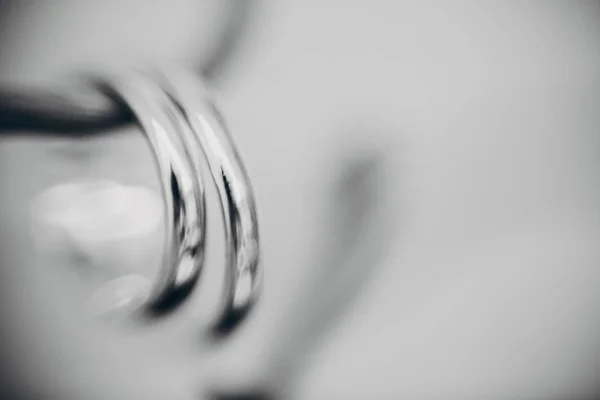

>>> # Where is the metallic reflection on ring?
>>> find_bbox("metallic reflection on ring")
[155,67,262,334]
[101,68,261,333]
[104,73,207,315]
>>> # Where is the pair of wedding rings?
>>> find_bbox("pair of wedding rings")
[93,67,262,331]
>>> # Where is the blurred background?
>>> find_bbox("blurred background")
[1,1,600,399]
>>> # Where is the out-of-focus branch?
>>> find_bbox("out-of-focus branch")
[0,0,258,135]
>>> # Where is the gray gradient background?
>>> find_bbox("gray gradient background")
[1,1,600,399]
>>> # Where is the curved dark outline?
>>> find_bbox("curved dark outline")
[0,0,258,134]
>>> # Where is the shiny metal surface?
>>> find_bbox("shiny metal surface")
[105,73,206,313]
[101,68,261,328]
[155,67,261,331]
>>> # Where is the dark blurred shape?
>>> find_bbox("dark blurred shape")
[143,278,198,319]
[210,303,253,340]
[0,83,134,134]
[202,0,259,84]
[0,0,258,135]
[211,390,275,400]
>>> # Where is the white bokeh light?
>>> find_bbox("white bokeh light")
[29,179,164,316]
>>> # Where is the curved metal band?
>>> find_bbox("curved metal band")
[104,73,206,313]
[154,67,261,330]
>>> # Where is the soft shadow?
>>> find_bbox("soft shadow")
[210,142,399,399]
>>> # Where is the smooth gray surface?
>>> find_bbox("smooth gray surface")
[1,1,600,399]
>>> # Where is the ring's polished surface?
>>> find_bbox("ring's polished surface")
[154,67,262,331]
[101,68,261,329]
[105,73,206,313]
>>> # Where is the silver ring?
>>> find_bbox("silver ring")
[103,68,261,330]
[105,72,207,313]
[154,66,262,330]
